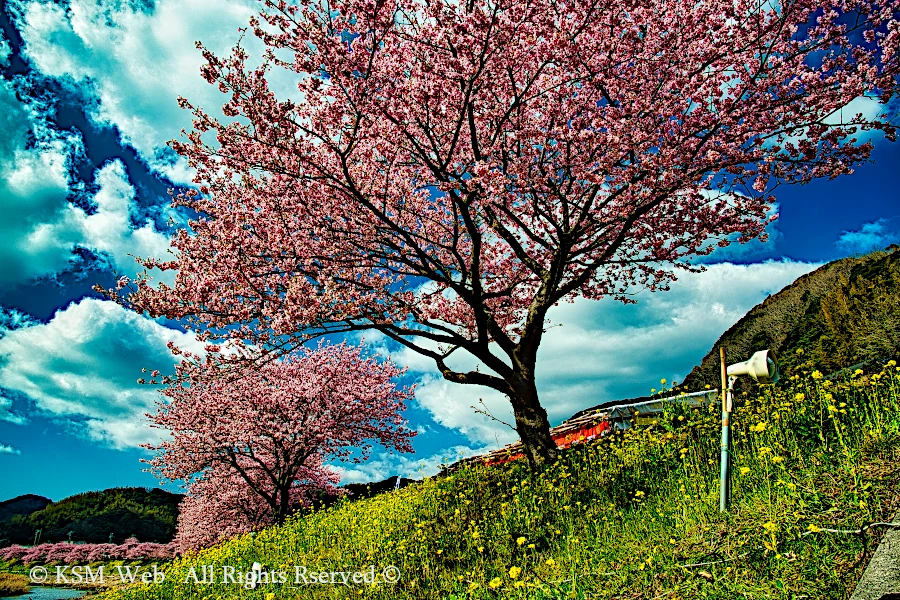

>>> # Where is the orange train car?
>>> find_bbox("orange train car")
[456,389,718,469]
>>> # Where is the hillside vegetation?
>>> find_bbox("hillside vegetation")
[0,487,182,545]
[683,246,900,389]
[102,362,900,599]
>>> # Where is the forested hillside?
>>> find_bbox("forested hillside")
[0,487,182,544]
[683,246,900,389]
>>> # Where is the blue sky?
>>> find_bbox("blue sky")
[0,0,897,503]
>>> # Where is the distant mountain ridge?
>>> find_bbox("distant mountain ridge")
[0,487,182,545]
[682,245,900,390]
[0,495,51,525]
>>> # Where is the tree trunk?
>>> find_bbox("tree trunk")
[273,486,292,525]
[508,373,558,469]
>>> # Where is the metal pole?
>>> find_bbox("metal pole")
[719,347,732,512]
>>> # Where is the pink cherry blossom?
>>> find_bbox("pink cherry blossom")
[101,0,900,467]
[146,342,414,526]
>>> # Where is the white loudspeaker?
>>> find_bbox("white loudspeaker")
[726,349,779,384]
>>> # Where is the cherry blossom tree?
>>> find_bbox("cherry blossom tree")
[0,541,176,564]
[105,0,900,467]
[147,342,414,525]
[174,461,340,550]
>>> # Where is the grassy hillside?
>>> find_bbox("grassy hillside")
[103,361,900,599]
[0,487,182,544]
[682,246,900,390]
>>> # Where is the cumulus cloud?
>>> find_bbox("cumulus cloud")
[0,78,81,284]
[824,96,887,140]
[412,379,521,448]
[333,445,490,483]
[29,159,173,277]
[697,199,781,263]
[0,298,206,449]
[395,260,819,446]
[835,219,898,255]
[0,74,172,285]
[0,31,10,66]
[0,444,21,455]
[10,0,276,183]
[0,307,39,332]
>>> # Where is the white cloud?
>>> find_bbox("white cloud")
[835,219,898,255]
[0,307,39,332]
[30,159,173,277]
[0,444,22,454]
[412,378,520,447]
[10,0,275,183]
[399,260,819,445]
[0,298,206,449]
[824,96,886,139]
[0,31,10,66]
[779,95,890,150]
[333,445,490,483]
[697,200,781,263]
[0,78,82,284]
[0,444,21,455]
[0,75,172,285]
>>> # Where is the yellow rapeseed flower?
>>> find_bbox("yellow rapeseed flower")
[740,467,751,475]
[516,536,526,546]
[807,524,821,533]
[489,577,502,589]
[508,566,522,579]
[546,558,556,566]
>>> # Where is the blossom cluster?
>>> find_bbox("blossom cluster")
[0,538,177,565]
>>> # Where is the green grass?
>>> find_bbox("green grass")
[102,360,900,599]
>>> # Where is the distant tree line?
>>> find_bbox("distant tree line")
[0,487,182,545]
